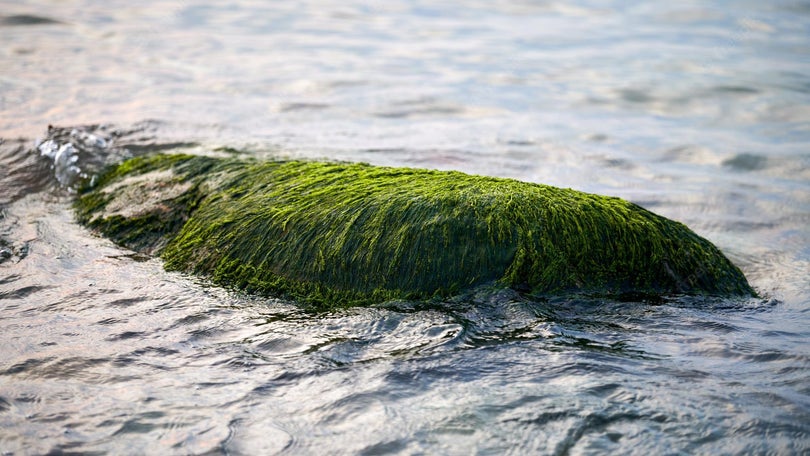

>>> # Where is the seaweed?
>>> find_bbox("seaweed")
[75,153,755,308]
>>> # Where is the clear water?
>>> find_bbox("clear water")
[1,1,809,454]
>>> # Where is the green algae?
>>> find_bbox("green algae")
[75,153,755,308]
[75,154,217,254]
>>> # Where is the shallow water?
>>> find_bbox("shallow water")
[1,1,809,454]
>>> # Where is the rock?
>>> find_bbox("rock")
[75,153,755,308]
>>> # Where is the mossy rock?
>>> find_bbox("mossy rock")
[75,153,754,308]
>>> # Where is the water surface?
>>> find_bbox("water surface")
[1,1,809,454]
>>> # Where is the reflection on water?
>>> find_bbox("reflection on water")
[1,0,809,454]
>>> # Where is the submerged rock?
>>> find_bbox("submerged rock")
[75,153,754,307]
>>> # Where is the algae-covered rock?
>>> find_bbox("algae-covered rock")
[75,153,754,307]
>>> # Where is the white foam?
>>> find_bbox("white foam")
[38,139,82,187]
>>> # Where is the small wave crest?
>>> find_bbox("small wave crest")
[35,126,117,190]
[37,138,82,187]
[28,122,196,194]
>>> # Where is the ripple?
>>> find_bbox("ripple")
[731,417,810,442]
[255,337,308,356]
[105,331,148,341]
[722,153,768,171]
[41,357,110,380]
[0,284,50,299]
[226,417,293,454]
[713,85,760,95]
[0,139,54,205]
[112,416,163,436]
[1,357,56,376]
[374,105,464,118]
[0,396,11,412]
[105,297,147,308]
[0,14,62,26]
[29,411,72,423]
[278,102,331,112]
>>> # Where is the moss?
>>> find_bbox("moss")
[75,153,755,308]
[74,154,215,254]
